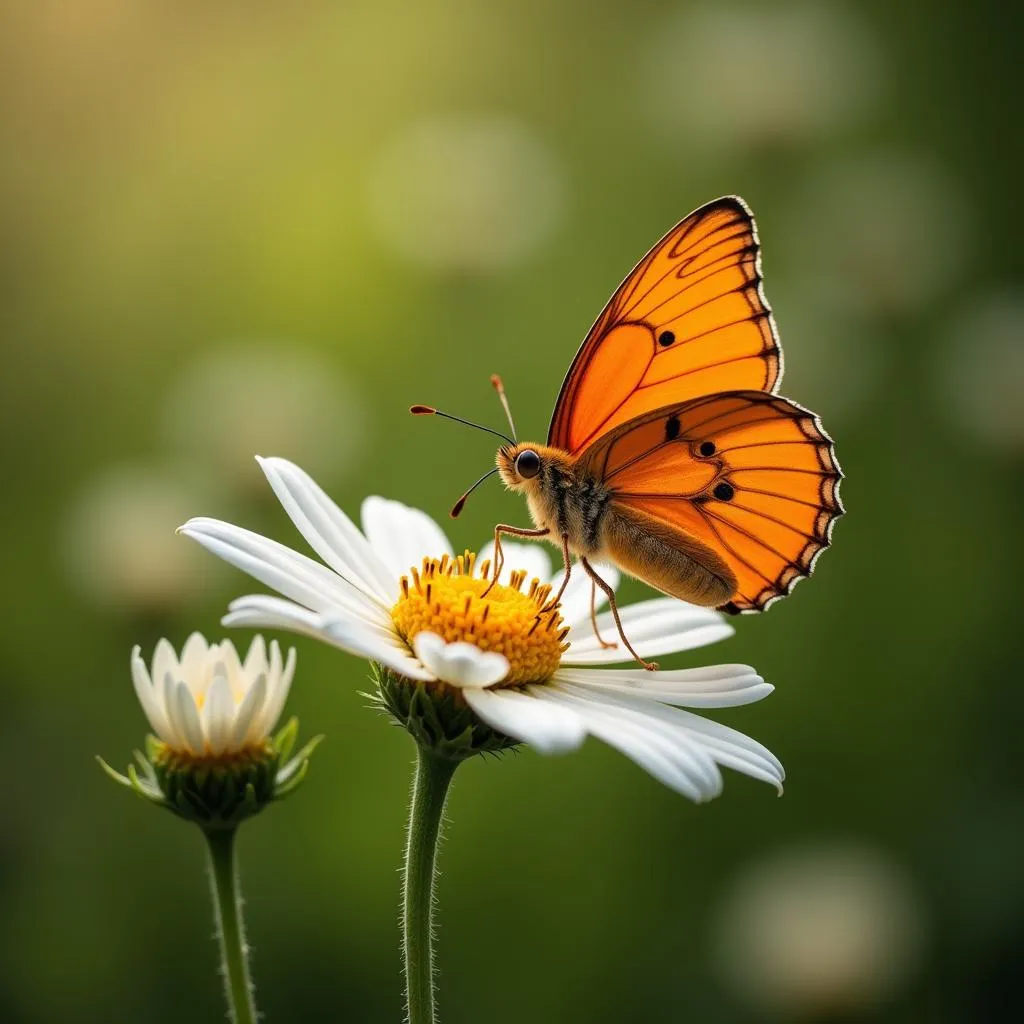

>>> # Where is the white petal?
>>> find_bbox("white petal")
[180,632,209,678]
[171,680,205,754]
[476,540,551,587]
[180,517,386,626]
[551,561,621,627]
[243,635,268,677]
[361,496,453,579]
[562,598,733,664]
[552,681,782,793]
[151,638,178,692]
[231,673,267,748]
[258,457,396,604]
[216,639,246,697]
[268,637,282,683]
[280,645,297,694]
[161,671,183,747]
[255,647,294,738]
[553,665,774,708]
[463,687,586,754]
[203,673,234,755]
[673,709,785,792]
[535,684,722,801]
[223,594,331,636]
[229,592,398,650]
[130,647,173,742]
[412,632,508,688]
[221,594,419,677]
[189,645,218,705]
[319,615,435,681]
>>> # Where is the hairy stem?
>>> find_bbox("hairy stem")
[204,828,257,1024]
[402,747,458,1024]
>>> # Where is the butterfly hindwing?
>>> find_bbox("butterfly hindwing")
[548,197,781,455]
[578,391,843,612]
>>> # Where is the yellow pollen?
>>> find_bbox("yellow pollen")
[391,550,569,687]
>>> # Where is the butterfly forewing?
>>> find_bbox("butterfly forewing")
[548,197,781,455]
[579,392,843,612]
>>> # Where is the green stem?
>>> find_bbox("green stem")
[204,828,257,1024]
[403,747,458,1024]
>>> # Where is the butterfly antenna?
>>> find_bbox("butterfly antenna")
[490,374,518,442]
[410,405,515,446]
[450,467,499,519]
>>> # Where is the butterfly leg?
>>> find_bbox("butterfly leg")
[539,533,573,614]
[589,576,618,649]
[581,557,658,671]
[482,524,550,597]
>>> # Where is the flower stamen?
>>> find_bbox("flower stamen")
[391,551,568,686]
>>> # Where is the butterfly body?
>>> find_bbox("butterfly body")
[497,439,738,607]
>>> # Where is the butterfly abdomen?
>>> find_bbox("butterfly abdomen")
[600,502,737,608]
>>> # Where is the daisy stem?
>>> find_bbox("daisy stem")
[204,827,257,1024]
[403,746,458,1024]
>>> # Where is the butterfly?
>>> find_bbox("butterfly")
[413,197,843,669]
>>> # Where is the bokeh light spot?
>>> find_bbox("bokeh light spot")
[366,115,566,273]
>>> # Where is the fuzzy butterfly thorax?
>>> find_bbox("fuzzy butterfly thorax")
[497,442,608,556]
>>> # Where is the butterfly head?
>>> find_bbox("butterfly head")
[496,442,574,491]
[496,443,541,487]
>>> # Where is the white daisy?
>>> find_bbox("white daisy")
[130,633,295,758]
[179,457,783,801]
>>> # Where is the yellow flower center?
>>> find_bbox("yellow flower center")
[391,551,568,686]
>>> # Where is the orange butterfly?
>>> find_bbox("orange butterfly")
[414,197,843,668]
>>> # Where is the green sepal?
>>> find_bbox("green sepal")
[96,755,166,807]
[273,732,324,800]
[272,717,299,763]
[96,756,134,790]
[133,749,158,786]
[144,734,163,762]
[373,664,520,762]
[277,734,324,783]
[273,758,310,800]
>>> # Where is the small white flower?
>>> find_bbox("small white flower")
[179,457,784,801]
[131,633,295,757]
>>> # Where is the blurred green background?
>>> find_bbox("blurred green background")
[2,2,1021,1022]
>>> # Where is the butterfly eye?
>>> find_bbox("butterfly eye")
[515,449,541,479]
